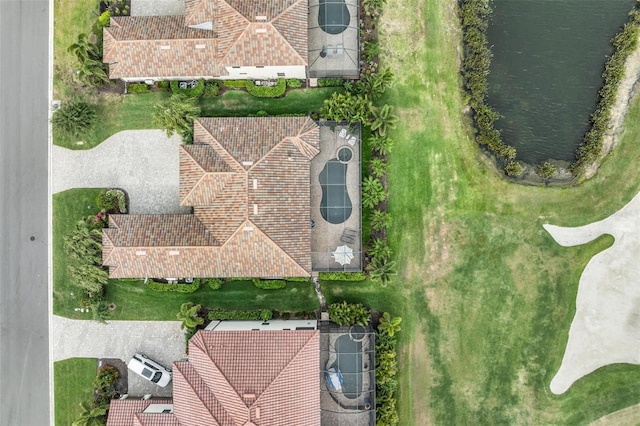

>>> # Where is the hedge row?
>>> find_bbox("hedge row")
[318,271,367,281]
[571,5,640,173]
[207,309,272,321]
[246,79,286,98]
[146,280,200,293]
[252,278,287,289]
[376,330,399,425]
[318,78,344,87]
[223,80,247,88]
[127,83,149,93]
[459,0,519,173]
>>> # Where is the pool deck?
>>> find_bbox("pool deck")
[319,324,375,425]
[311,123,362,272]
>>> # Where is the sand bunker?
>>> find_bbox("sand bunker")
[544,191,640,394]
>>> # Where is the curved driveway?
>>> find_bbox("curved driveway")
[52,130,190,214]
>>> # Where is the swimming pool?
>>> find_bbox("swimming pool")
[332,334,362,399]
[319,159,352,224]
[318,0,350,35]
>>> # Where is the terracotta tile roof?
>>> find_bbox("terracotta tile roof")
[104,16,222,79]
[103,0,307,80]
[133,414,180,426]
[106,399,173,426]
[173,330,320,426]
[102,117,320,279]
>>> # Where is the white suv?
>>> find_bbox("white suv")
[127,353,172,387]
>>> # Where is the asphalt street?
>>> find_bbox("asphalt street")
[0,0,51,425]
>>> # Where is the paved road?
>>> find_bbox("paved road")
[53,130,189,214]
[52,316,185,397]
[0,1,51,425]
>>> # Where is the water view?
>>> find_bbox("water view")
[486,0,635,164]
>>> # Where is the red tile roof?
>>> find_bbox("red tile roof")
[107,399,173,426]
[103,0,308,80]
[102,117,320,278]
[106,330,320,426]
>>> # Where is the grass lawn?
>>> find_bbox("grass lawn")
[54,358,97,426]
[355,0,640,424]
[53,188,106,319]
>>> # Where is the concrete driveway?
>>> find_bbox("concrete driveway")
[52,130,190,214]
[52,315,185,397]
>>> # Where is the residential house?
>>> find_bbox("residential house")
[102,116,320,279]
[103,0,309,81]
[106,328,321,425]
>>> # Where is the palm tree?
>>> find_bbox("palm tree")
[362,176,386,209]
[370,209,391,231]
[71,402,108,426]
[153,94,201,144]
[68,34,110,86]
[368,104,399,137]
[368,135,394,157]
[369,237,392,260]
[367,256,397,286]
[177,302,204,330]
[378,312,402,337]
[369,157,388,178]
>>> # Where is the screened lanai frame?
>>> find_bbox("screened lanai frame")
[310,121,362,272]
[319,322,376,425]
[308,0,360,78]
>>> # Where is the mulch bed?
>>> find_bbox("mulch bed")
[98,358,128,396]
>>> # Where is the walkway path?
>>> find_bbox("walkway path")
[544,190,640,394]
[52,130,189,214]
[52,315,185,397]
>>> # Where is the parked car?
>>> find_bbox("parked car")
[127,353,172,387]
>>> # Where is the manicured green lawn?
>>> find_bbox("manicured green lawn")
[53,188,106,319]
[106,279,319,320]
[54,358,97,426]
[369,0,640,424]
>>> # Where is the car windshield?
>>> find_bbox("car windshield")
[151,371,163,383]
[141,368,153,379]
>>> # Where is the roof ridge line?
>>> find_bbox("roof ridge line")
[252,330,319,406]
[173,360,225,424]
[247,136,287,172]
[266,22,307,65]
[197,120,246,173]
[216,0,251,64]
[245,219,309,277]
[297,117,318,137]
[271,0,305,23]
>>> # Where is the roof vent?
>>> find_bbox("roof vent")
[243,226,254,232]
[255,15,267,21]
[242,161,254,166]
[256,28,267,34]
[135,250,147,256]
[243,393,256,399]
[195,44,206,49]
[252,179,258,189]
[253,204,258,215]
[255,407,261,419]
[188,21,213,30]
[160,45,170,50]
[169,250,180,256]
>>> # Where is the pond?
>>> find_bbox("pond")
[486,0,635,164]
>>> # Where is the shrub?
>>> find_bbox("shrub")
[146,280,200,293]
[94,365,119,391]
[177,302,204,330]
[328,301,369,326]
[206,278,223,290]
[370,210,391,232]
[260,309,273,322]
[52,101,97,138]
[246,79,286,98]
[369,238,392,261]
[207,309,263,320]
[252,278,287,289]
[504,160,523,177]
[156,81,170,91]
[96,189,126,213]
[362,176,386,208]
[127,83,149,93]
[318,271,367,281]
[153,94,201,144]
[223,80,247,88]
[285,277,312,282]
[91,299,111,323]
[170,79,205,98]
[286,78,303,88]
[204,80,220,96]
[536,162,557,179]
[318,78,344,87]
[376,330,400,425]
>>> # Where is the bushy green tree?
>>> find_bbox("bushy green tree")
[153,94,201,144]
[177,302,204,330]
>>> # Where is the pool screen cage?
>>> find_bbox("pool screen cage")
[311,121,362,272]
[319,322,376,425]
[308,0,360,78]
